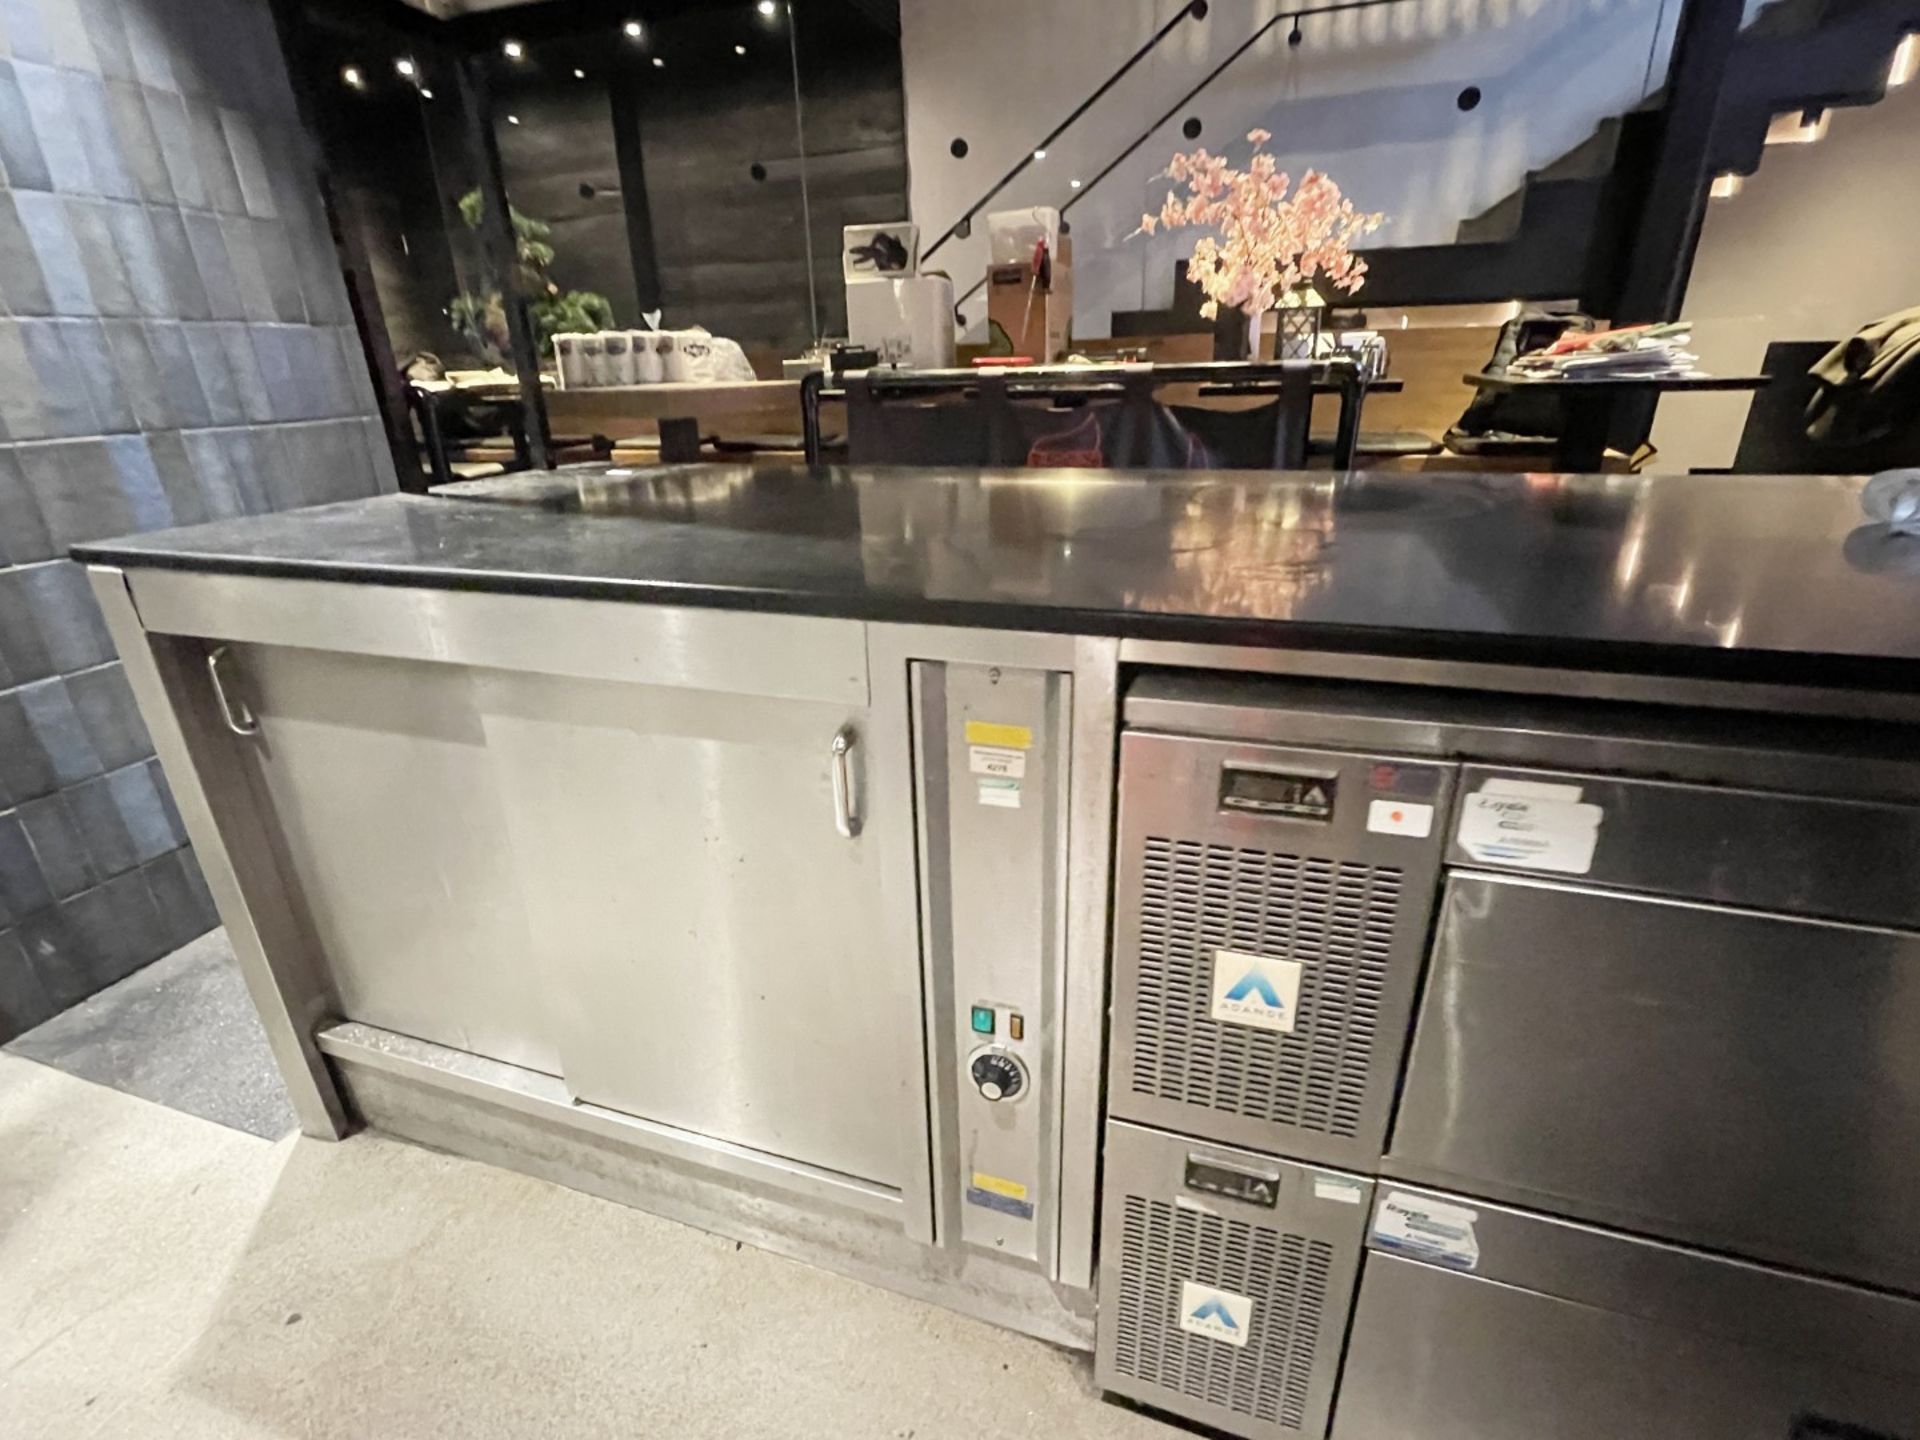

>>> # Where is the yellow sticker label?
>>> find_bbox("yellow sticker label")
[970,1171,1029,1201]
[964,721,1033,750]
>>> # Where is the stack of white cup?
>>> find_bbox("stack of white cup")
[552,330,669,389]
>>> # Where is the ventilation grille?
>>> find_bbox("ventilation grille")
[1130,837,1403,1136]
[1109,1193,1334,1430]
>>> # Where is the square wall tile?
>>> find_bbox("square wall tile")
[0,58,53,192]
[67,660,150,771]
[0,809,54,919]
[16,676,103,787]
[0,687,62,804]
[0,191,52,315]
[102,77,170,203]
[55,317,136,433]
[16,558,113,672]
[0,926,57,1042]
[14,60,97,194]
[0,446,54,564]
[17,437,132,547]
[17,790,96,899]
[142,845,218,953]
[11,189,95,314]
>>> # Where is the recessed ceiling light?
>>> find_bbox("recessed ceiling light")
[1890,33,1918,87]
[395,57,416,78]
[624,19,643,38]
[506,114,521,125]
[502,39,524,59]
[420,87,434,99]
[573,68,586,78]
[651,55,664,67]
[734,44,747,54]
[341,65,364,89]
[1069,177,1082,189]
[1032,148,1047,160]
[758,0,777,13]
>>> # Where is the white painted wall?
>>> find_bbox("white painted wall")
[1651,74,1920,471]
[899,0,1686,341]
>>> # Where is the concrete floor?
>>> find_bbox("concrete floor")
[0,1050,1169,1440]
[5,930,296,1141]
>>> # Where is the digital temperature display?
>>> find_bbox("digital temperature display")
[1219,766,1337,821]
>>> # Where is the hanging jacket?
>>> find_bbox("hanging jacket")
[1806,305,1920,446]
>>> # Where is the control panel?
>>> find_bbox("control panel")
[914,660,1069,1271]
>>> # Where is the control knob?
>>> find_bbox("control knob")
[969,1047,1028,1102]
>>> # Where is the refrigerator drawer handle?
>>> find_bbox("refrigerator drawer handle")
[831,725,861,838]
[207,645,261,738]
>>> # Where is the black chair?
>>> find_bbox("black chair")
[1719,340,1920,475]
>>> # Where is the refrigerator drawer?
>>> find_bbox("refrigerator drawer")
[1110,731,1453,1168]
[1332,1185,1920,1440]
[1097,1120,1372,1439]
[1390,872,1920,1293]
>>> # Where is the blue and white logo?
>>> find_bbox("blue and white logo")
[1211,950,1303,1034]
[1179,1281,1254,1347]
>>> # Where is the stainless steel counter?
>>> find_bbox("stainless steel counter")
[72,464,1920,1437]
[72,464,1920,687]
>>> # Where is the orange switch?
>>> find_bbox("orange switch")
[1008,1013,1024,1041]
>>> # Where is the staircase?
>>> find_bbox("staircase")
[1354,0,1920,309]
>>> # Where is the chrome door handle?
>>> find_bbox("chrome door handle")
[207,645,260,738]
[830,725,861,838]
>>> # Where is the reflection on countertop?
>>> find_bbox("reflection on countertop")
[73,464,1920,677]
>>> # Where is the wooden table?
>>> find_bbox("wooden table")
[546,381,803,461]
[1462,372,1770,472]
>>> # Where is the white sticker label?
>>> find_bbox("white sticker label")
[1210,951,1303,1033]
[1313,1177,1367,1206]
[977,777,1022,809]
[969,745,1027,779]
[1178,1281,1254,1347]
[1373,1191,1481,1271]
[1480,777,1585,803]
[1366,799,1434,838]
[1455,791,1603,874]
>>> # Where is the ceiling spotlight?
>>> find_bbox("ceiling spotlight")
[506,114,521,125]
[341,65,364,89]
[758,0,777,13]
[1032,148,1047,160]
[502,39,524,59]
[1069,177,1082,189]
[652,55,665,67]
[624,19,643,38]
[1889,33,1917,87]
[420,87,434,99]
[573,67,586,78]
[734,44,747,54]
[395,57,416,78]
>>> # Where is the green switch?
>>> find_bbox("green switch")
[970,1005,996,1036]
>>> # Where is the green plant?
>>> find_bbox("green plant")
[449,188,614,364]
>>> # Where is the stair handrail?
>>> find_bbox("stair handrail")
[921,0,1210,265]
[947,0,1420,315]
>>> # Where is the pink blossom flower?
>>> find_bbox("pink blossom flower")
[1132,137,1384,317]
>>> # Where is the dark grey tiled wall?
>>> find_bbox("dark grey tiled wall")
[0,0,395,1040]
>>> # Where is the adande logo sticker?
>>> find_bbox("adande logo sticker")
[1210,950,1303,1034]
[1178,1281,1254,1347]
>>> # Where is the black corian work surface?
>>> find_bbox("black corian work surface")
[71,465,1920,687]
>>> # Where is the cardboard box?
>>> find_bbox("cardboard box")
[986,234,1072,362]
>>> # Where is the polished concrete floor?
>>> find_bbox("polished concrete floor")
[5,929,296,1140]
[1,1028,1163,1439]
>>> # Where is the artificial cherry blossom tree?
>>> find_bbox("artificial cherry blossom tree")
[1137,129,1383,348]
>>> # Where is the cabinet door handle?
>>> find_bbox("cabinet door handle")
[831,725,861,838]
[207,645,260,738]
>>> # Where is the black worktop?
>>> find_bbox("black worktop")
[71,465,1920,686]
